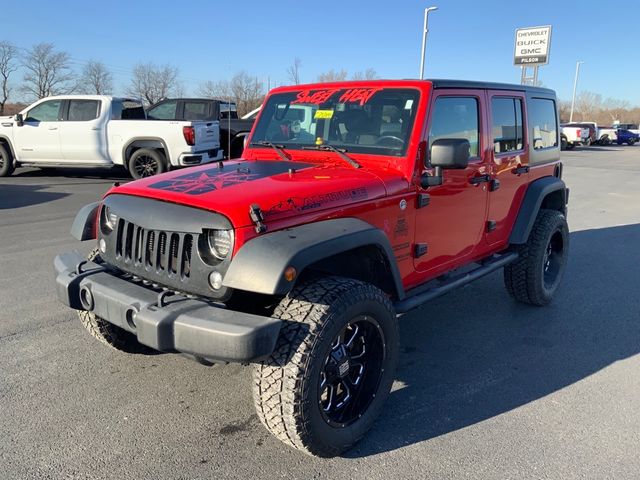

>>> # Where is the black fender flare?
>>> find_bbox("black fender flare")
[223,218,405,299]
[509,176,568,244]
[122,137,171,166]
[71,202,99,241]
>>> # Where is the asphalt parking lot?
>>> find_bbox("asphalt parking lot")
[1,146,639,480]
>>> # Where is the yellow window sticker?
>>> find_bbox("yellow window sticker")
[314,109,334,119]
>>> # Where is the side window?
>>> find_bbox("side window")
[491,97,524,153]
[184,101,208,120]
[147,100,177,120]
[428,96,479,158]
[529,98,558,150]
[25,100,62,122]
[67,100,101,121]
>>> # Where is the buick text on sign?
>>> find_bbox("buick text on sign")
[514,26,552,66]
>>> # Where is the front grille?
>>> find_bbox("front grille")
[115,219,193,281]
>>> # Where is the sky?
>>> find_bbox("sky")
[2,0,639,105]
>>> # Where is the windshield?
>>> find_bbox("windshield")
[251,87,420,156]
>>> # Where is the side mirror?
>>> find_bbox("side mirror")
[430,138,470,169]
[420,138,471,188]
[14,113,23,127]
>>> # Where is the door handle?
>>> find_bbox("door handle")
[512,165,530,175]
[48,126,58,130]
[469,174,491,185]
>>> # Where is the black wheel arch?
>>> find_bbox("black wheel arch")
[122,137,170,166]
[223,218,405,300]
[509,176,568,245]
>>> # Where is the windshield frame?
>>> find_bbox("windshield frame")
[249,86,422,159]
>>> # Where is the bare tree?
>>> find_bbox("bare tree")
[317,69,348,82]
[286,57,302,85]
[127,63,181,105]
[604,98,631,123]
[199,72,264,116]
[574,91,602,121]
[22,42,76,99]
[79,60,113,95]
[0,41,18,115]
[352,68,379,80]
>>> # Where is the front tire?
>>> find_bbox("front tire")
[253,276,399,457]
[78,250,151,353]
[0,143,15,177]
[128,148,166,179]
[504,209,569,306]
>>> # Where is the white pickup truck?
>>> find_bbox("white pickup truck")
[0,95,223,178]
[560,124,590,150]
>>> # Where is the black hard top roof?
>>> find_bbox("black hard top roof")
[427,79,555,96]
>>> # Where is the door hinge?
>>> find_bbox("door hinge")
[414,243,428,258]
[486,220,497,232]
[417,193,430,209]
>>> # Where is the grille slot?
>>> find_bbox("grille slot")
[113,220,194,283]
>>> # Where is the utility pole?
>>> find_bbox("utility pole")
[570,61,584,123]
[419,6,438,79]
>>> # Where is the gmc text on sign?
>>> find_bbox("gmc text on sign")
[513,26,552,66]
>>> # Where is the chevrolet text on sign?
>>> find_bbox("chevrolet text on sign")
[514,25,552,66]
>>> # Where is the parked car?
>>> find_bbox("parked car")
[55,79,568,457]
[560,124,590,150]
[0,95,223,178]
[595,125,616,145]
[615,128,639,145]
[147,98,254,159]
[562,122,597,144]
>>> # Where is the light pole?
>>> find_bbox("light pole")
[419,6,438,79]
[569,61,584,122]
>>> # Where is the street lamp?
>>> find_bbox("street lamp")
[419,6,438,79]
[569,61,584,122]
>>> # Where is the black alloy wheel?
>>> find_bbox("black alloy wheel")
[319,316,385,427]
[542,230,565,291]
[128,148,166,179]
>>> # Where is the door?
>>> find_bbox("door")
[486,92,529,245]
[413,92,490,275]
[13,99,63,161]
[59,99,109,163]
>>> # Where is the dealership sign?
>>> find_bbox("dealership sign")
[514,26,552,66]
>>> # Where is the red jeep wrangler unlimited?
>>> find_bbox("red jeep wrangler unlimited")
[55,80,569,457]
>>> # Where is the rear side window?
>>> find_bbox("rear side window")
[25,100,62,122]
[529,98,558,149]
[184,101,208,120]
[491,97,523,153]
[429,97,479,158]
[148,100,177,120]
[68,100,101,121]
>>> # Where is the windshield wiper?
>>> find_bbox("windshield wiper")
[302,144,361,169]
[250,140,291,161]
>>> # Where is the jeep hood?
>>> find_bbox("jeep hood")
[108,160,388,228]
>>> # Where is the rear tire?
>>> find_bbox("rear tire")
[504,209,569,306]
[566,142,575,150]
[627,138,636,146]
[78,249,152,353]
[0,143,15,177]
[560,135,567,151]
[128,148,166,179]
[252,276,399,457]
[600,135,611,146]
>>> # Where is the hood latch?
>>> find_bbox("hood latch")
[249,204,267,234]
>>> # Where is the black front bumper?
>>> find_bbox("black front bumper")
[54,251,281,363]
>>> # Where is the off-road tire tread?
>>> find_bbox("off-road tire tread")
[77,249,149,353]
[252,276,395,457]
[504,209,568,305]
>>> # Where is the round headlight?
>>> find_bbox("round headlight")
[102,205,118,231]
[207,229,233,260]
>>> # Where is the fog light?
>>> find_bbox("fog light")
[208,271,223,290]
[99,238,106,253]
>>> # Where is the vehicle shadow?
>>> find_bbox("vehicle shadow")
[12,166,130,181]
[347,223,640,458]
[0,184,69,209]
